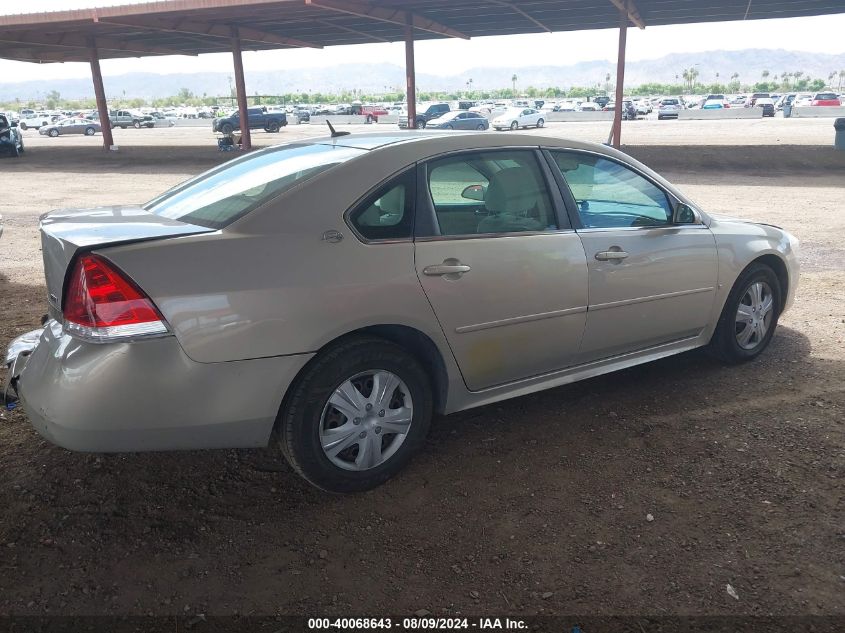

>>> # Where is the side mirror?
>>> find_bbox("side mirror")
[461,184,486,202]
[674,203,701,225]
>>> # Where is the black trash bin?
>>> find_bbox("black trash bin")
[835,118,845,151]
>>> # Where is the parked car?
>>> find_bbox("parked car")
[425,110,489,130]
[352,104,389,123]
[491,107,544,130]
[109,110,153,129]
[18,113,51,130]
[755,98,776,117]
[39,118,102,137]
[3,132,799,493]
[657,98,682,119]
[810,92,842,106]
[291,108,311,124]
[398,103,450,129]
[745,93,770,107]
[701,98,729,109]
[212,107,287,135]
[0,113,23,157]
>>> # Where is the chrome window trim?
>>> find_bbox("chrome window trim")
[576,224,710,234]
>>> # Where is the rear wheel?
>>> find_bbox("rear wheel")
[267,121,281,133]
[220,123,233,135]
[476,124,485,130]
[709,263,781,363]
[48,128,59,137]
[133,120,141,129]
[444,124,453,130]
[366,115,374,124]
[415,120,426,129]
[537,118,545,128]
[278,336,433,493]
[84,127,95,136]
[510,121,518,130]
[19,123,27,131]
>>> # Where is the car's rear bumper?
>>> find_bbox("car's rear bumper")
[7,320,313,452]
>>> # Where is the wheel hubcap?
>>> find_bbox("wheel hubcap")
[319,370,413,471]
[735,281,774,350]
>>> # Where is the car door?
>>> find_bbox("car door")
[547,149,718,362]
[414,149,588,391]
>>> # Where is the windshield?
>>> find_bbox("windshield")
[144,143,366,229]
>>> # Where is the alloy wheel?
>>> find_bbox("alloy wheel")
[735,281,774,350]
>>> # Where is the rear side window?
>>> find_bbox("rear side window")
[347,170,415,242]
[145,143,366,229]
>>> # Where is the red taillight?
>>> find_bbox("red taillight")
[63,253,168,340]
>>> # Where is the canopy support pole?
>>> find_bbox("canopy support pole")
[88,39,114,150]
[230,26,252,151]
[404,11,417,129]
[611,5,628,148]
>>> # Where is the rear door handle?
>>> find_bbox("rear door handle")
[423,264,472,276]
[595,250,629,261]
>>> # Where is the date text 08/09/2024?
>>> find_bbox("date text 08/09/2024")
[307,617,532,630]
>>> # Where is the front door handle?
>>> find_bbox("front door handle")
[595,250,629,261]
[423,264,472,276]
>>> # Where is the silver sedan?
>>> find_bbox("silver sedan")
[4,132,799,492]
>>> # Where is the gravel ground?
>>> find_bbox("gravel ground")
[0,121,843,620]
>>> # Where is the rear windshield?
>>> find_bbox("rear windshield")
[144,143,365,229]
[815,93,837,100]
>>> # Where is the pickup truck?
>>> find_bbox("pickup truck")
[398,103,450,129]
[212,107,287,135]
[109,110,154,129]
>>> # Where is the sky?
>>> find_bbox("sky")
[1,1,844,82]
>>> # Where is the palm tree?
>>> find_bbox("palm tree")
[780,71,789,88]
[731,72,739,90]
[761,69,770,82]
[511,73,518,96]
[839,70,845,91]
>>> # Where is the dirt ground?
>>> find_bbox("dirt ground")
[0,121,843,620]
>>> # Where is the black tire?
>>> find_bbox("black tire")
[120,125,127,129]
[415,119,426,129]
[510,121,518,130]
[476,124,485,130]
[366,115,374,124]
[18,138,24,154]
[19,123,27,131]
[709,262,782,364]
[220,123,233,135]
[444,124,453,130]
[133,120,141,129]
[278,336,434,493]
[537,118,545,128]
[267,121,281,133]
[11,141,19,157]
[48,128,59,137]
[85,127,96,136]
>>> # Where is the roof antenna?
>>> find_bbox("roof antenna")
[326,120,350,138]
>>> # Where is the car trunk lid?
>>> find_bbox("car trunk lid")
[40,205,215,314]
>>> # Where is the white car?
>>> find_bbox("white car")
[492,107,544,130]
[18,113,51,130]
[578,103,600,112]
[658,98,683,120]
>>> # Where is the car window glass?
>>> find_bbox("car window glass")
[145,143,366,229]
[427,151,557,237]
[551,152,673,229]
[348,172,414,241]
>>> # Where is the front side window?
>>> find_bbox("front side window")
[551,151,673,229]
[145,143,366,229]
[426,151,557,237]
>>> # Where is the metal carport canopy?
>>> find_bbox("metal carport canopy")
[1,0,843,148]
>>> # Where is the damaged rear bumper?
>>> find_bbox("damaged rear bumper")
[3,327,44,408]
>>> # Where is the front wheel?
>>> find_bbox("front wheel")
[48,129,59,137]
[476,124,485,130]
[267,121,280,133]
[510,121,518,130]
[84,127,95,136]
[19,123,27,131]
[220,123,233,135]
[133,120,141,129]
[709,263,781,363]
[278,336,433,493]
[537,118,545,128]
[415,120,426,129]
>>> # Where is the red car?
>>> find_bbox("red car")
[811,92,841,106]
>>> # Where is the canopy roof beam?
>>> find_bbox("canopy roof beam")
[608,0,645,29]
[305,0,469,39]
[99,16,322,49]
[489,0,551,33]
[0,32,192,57]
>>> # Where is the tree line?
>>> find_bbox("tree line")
[3,70,842,112]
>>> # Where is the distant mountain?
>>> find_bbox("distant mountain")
[2,49,844,100]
